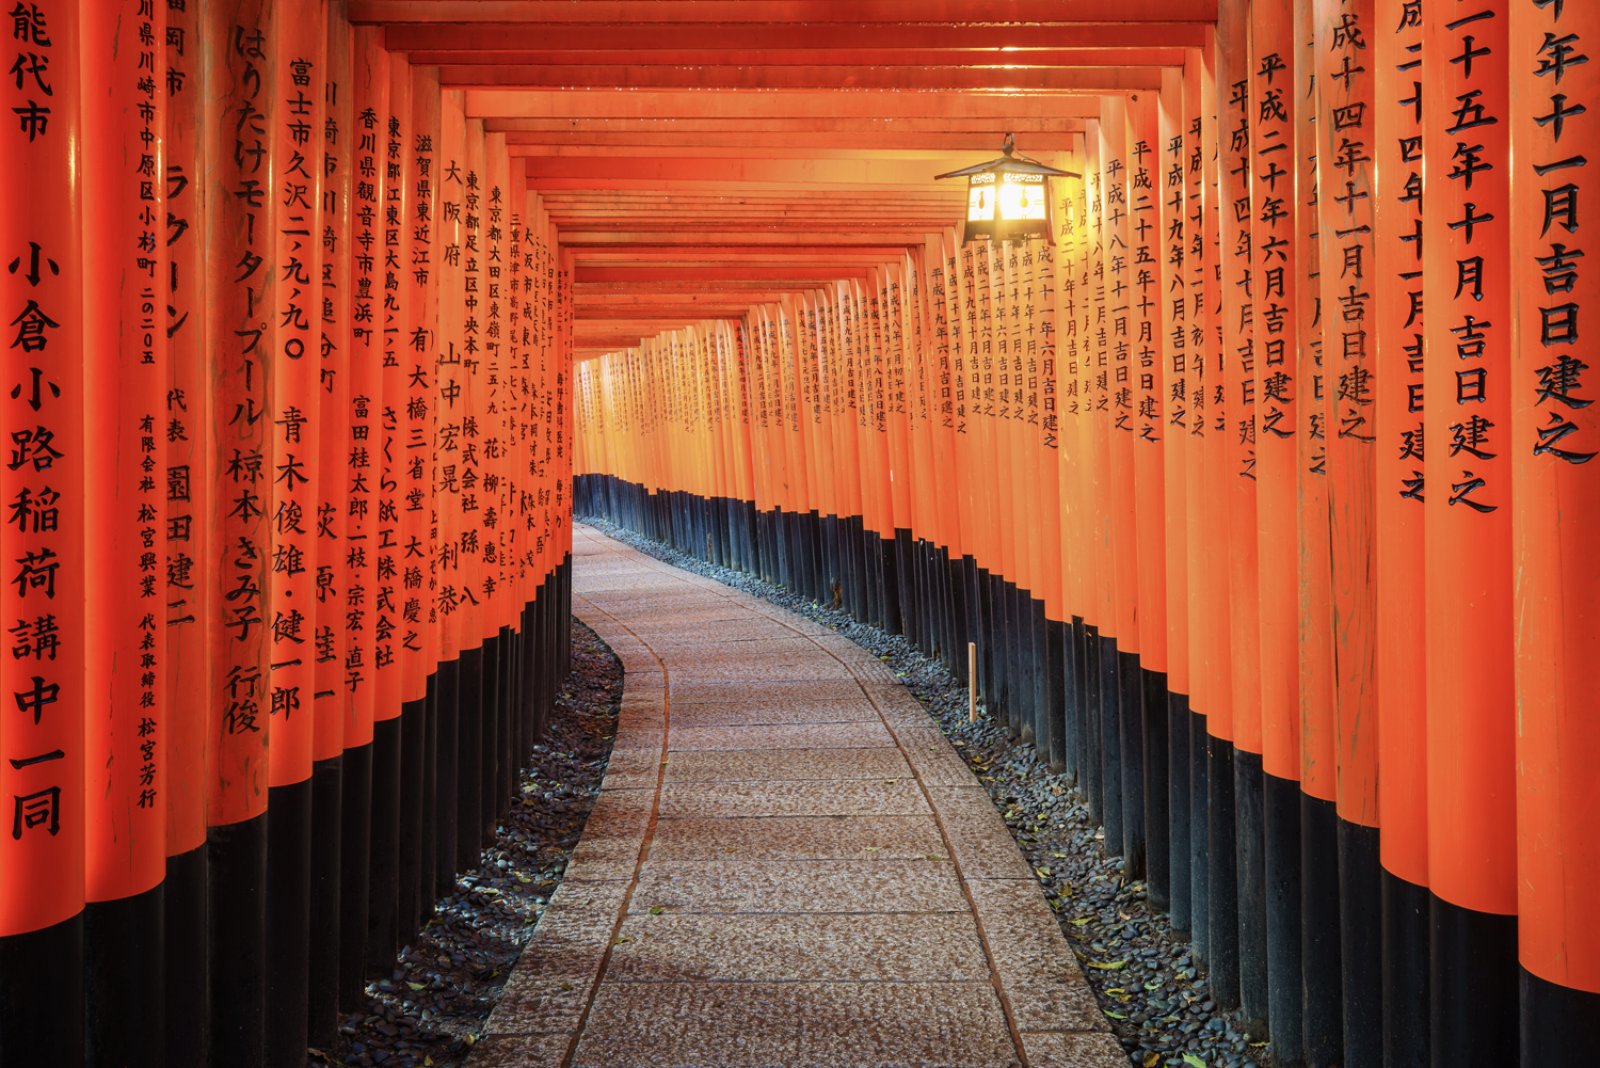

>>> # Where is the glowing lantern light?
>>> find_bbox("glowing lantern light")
[936,133,1078,244]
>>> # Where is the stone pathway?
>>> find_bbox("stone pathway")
[470,526,1125,1068]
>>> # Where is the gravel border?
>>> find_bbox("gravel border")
[580,516,1267,1068]
[309,617,623,1068]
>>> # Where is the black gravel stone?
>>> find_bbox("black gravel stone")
[584,517,1268,1068]
[308,618,622,1068]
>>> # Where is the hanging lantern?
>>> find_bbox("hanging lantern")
[936,133,1078,244]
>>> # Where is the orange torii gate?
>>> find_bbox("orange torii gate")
[3,1,1598,1066]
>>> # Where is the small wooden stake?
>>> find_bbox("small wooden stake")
[968,642,978,723]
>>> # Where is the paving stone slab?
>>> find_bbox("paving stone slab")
[926,787,1037,881]
[668,697,881,727]
[569,981,1020,1068]
[966,878,1107,1033]
[642,635,818,656]
[630,859,967,915]
[662,747,911,783]
[604,912,991,983]
[597,746,662,791]
[1019,1031,1131,1068]
[664,678,871,703]
[647,815,948,861]
[666,721,894,752]
[609,726,665,753]
[656,779,930,819]
[467,1034,574,1068]
[673,660,859,683]
[563,789,654,881]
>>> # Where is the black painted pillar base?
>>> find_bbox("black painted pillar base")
[1429,896,1517,1067]
[1264,770,1305,1065]
[1521,968,1600,1066]
[457,645,485,872]
[397,693,428,946]
[165,842,209,1068]
[1082,624,1103,824]
[264,777,312,1068]
[0,912,85,1068]
[1302,794,1344,1068]
[434,658,460,899]
[1381,869,1429,1068]
[338,742,373,1011]
[365,716,402,973]
[1338,820,1382,1068]
[308,755,344,1050]
[1234,749,1267,1037]
[1043,617,1066,772]
[1141,667,1169,910]
[209,810,267,1068]
[1207,737,1240,1008]
[1190,716,1210,966]
[85,884,165,1068]
[1098,634,1123,854]
[1166,691,1190,936]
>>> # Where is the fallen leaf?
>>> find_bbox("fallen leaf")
[1181,1056,1207,1068]
[1087,959,1128,971]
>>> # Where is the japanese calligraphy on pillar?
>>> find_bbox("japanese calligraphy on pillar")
[1509,0,1599,1005]
[406,74,438,682]
[269,2,325,785]
[2,0,84,931]
[1513,0,1592,468]
[82,0,170,902]
[374,62,410,713]
[163,0,209,860]
[1315,0,1379,824]
[344,31,385,727]
[1422,0,1517,918]
[207,0,272,825]
[315,8,351,759]
[1372,0,1430,897]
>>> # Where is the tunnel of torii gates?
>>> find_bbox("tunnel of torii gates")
[0,0,1595,1066]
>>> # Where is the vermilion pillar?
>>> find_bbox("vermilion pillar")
[1312,1,1381,1063]
[1095,104,1130,861]
[1509,0,1600,1060]
[265,2,327,1061]
[399,63,439,939]
[436,86,470,875]
[339,25,386,1009]
[0,2,86,1063]
[1211,0,1251,1010]
[366,48,411,972]
[162,1,212,1060]
[1246,0,1294,1039]
[1157,64,1192,932]
[204,3,274,1063]
[1371,2,1430,1062]
[1128,90,1169,906]
[1186,45,1218,960]
[420,67,449,913]
[1422,0,1519,1061]
[80,0,171,1058]
[308,3,352,1046]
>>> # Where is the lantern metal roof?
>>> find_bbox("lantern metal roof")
[933,134,1080,182]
